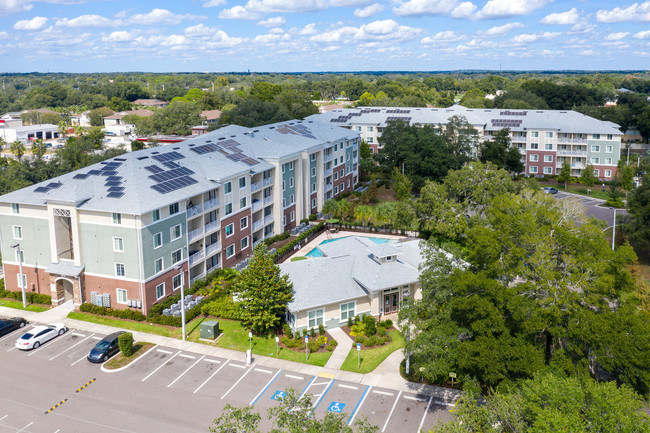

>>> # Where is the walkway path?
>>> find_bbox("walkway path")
[324,326,353,369]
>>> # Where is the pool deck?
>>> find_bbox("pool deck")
[284,229,409,262]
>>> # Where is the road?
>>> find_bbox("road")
[553,191,626,227]
[0,323,452,433]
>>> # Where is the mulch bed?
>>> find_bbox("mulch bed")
[278,331,337,354]
[340,325,395,349]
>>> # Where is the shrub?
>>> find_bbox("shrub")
[329,339,338,347]
[282,336,301,349]
[354,315,360,325]
[363,315,377,336]
[382,319,393,328]
[300,218,309,224]
[294,331,301,340]
[200,296,242,320]
[347,317,353,328]
[0,288,52,305]
[308,339,320,353]
[302,328,308,337]
[118,332,133,357]
[605,199,625,208]
[365,336,377,347]
[326,344,335,352]
[318,324,325,335]
[377,326,387,337]
[79,303,147,321]
[309,214,317,221]
[317,335,327,346]
[350,322,365,337]
[283,323,292,337]
[310,327,317,338]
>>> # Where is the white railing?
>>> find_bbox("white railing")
[190,273,205,285]
[206,241,221,256]
[204,198,218,211]
[188,226,204,242]
[253,219,263,232]
[186,204,202,218]
[324,153,333,161]
[205,220,219,234]
[206,263,221,274]
[252,200,262,212]
[263,196,273,206]
[557,137,588,144]
[325,183,333,191]
[189,249,205,266]
[571,163,585,169]
[250,181,262,192]
[511,135,526,141]
[253,238,263,248]
[325,168,332,176]
[264,215,274,225]
[263,177,273,187]
[572,151,587,156]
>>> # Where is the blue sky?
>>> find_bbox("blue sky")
[1,0,649,72]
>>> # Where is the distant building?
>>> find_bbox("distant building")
[309,105,623,181]
[0,123,59,145]
[104,109,154,126]
[201,110,221,124]
[133,99,168,108]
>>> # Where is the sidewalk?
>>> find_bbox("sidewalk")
[324,326,353,369]
[0,303,462,405]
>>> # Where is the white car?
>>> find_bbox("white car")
[15,323,67,350]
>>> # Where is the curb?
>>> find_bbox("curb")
[101,343,158,373]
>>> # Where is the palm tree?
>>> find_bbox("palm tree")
[354,205,374,227]
[322,199,339,220]
[32,139,47,160]
[337,200,352,225]
[374,202,396,227]
[10,140,25,162]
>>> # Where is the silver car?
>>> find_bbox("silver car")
[15,323,67,350]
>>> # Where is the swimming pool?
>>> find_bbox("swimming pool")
[305,236,394,258]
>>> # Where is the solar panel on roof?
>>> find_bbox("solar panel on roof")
[105,181,121,186]
[101,171,117,176]
[107,192,124,198]
[107,186,124,192]
[34,186,49,193]
[47,182,62,189]
[144,165,163,173]
[106,176,122,182]
[151,184,167,194]
[73,174,89,180]
[114,158,127,161]
[88,170,101,175]
[163,161,180,169]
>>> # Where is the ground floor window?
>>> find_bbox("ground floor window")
[173,274,182,291]
[116,288,127,304]
[308,308,324,329]
[156,283,165,300]
[340,302,355,322]
[226,244,235,258]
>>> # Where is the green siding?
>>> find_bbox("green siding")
[0,215,51,266]
[79,223,140,278]
[345,146,354,174]
[282,162,295,206]
[141,213,186,279]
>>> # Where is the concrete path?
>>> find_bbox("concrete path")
[324,326,353,369]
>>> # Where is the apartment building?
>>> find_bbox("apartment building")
[0,119,359,313]
[308,105,622,180]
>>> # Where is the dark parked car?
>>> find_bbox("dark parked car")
[87,331,125,363]
[543,187,559,194]
[0,317,27,336]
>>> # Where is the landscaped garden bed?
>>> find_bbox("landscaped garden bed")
[342,315,395,348]
[279,323,338,354]
[104,341,155,369]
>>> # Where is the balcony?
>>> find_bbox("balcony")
[189,249,205,266]
[263,177,273,187]
[204,198,218,211]
[188,226,204,243]
[250,181,262,192]
[264,214,274,225]
[264,196,273,206]
[186,204,202,219]
[253,219,264,232]
[205,220,219,234]
[571,162,585,169]
[190,273,205,285]
[206,241,221,256]
[324,153,333,162]
[557,137,588,144]
[325,183,333,191]
[512,135,526,142]
[325,168,332,176]
[252,200,263,212]
[206,263,221,274]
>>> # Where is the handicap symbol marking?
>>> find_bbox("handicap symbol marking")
[327,402,345,413]
[271,391,287,401]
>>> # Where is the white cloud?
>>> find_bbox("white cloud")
[568,21,596,34]
[0,31,10,39]
[354,3,384,18]
[477,22,523,36]
[258,16,286,26]
[13,16,47,30]
[184,23,216,36]
[393,0,460,17]
[102,30,132,42]
[579,49,596,55]
[605,32,629,41]
[421,30,465,44]
[330,0,373,6]
[296,23,317,34]
[56,14,115,27]
[596,2,650,23]
[454,38,496,51]
[0,0,33,16]
[540,8,579,25]
[311,19,423,43]
[511,31,561,43]
[253,33,291,44]
[450,1,476,18]
[241,0,327,14]
[477,0,549,19]
[129,9,204,26]
[203,0,226,6]
[634,30,650,39]
[219,5,262,19]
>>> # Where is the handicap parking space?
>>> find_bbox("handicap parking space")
[251,371,314,410]
[297,372,335,410]
[141,350,202,387]
[312,380,369,421]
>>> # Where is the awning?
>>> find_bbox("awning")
[46,262,85,278]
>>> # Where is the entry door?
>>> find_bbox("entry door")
[384,294,391,314]
[384,293,399,314]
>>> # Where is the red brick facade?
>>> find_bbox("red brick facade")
[526,151,556,176]
[221,208,253,269]
[283,204,296,232]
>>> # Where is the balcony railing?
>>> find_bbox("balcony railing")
[204,198,218,211]
[253,219,263,232]
[263,177,273,187]
[325,183,333,191]
[324,153,333,162]
[188,226,204,243]
[325,168,332,176]
[263,196,273,206]
[264,215,274,225]
[204,220,219,234]
[190,273,205,285]
[206,263,221,274]
[571,163,586,169]
[189,249,205,266]
[206,241,221,256]
[511,135,527,142]
[252,200,263,212]
[186,204,203,219]
[250,181,262,192]
[557,137,588,144]
[558,150,587,156]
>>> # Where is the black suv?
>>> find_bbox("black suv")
[87,331,125,363]
[0,317,27,336]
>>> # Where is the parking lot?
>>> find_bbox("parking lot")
[0,323,452,432]
[554,191,626,226]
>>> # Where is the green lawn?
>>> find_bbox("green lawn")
[0,299,49,312]
[68,312,206,339]
[539,182,613,201]
[340,329,405,373]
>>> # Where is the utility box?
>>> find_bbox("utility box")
[200,320,220,340]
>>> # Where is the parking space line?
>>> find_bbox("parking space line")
[27,331,69,357]
[221,365,256,399]
[338,384,357,390]
[229,363,247,369]
[71,355,87,366]
[286,374,303,380]
[49,333,95,361]
[417,396,433,433]
[71,332,86,337]
[16,422,33,432]
[194,359,230,394]
[373,390,393,396]
[167,354,205,388]
[348,385,371,426]
[156,349,172,354]
[0,414,6,421]
[91,336,102,340]
[254,368,272,374]
[178,353,195,359]
[311,379,334,411]
[382,390,402,432]
[142,350,181,382]
[297,376,316,401]
[311,381,330,386]
[404,396,426,402]
[250,369,283,406]
[204,358,221,364]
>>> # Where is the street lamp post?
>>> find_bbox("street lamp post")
[173,264,186,341]
[611,207,617,251]
[248,331,252,352]
[10,244,27,308]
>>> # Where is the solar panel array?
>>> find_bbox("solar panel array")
[499,111,527,116]
[189,137,259,167]
[276,123,316,139]
[72,160,125,198]
[33,181,63,194]
[386,109,411,114]
[360,108,381,113]
[386,116,412,123]
[491,119,523,128]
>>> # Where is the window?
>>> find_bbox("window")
[334,186,339,194]
[311,167,316,177]
[241,236,249,250]
[17,273,26,289]
[240,197,247,208]
[367,137,374,143]
[544,155,553,162]
[311,183,316,193]
[530,143,539,149]
[282,180,285,191]
[605,169,612,177]
[115,263,125,277]
[544,143,553,150]
[366,126,374,132]
[607,134,613,140]
[334,158,338,165]
[154,257,163,274]
[355,126,361,131]
[239,177,246,189]
[310,153,316,161]
[340,302,355,322]
[112,213,122,224]
[12,225,22,240]
[153,232,163,249]
[529,166,538,173]
[593,134,600,140]
[531,131,539,138]
[282,198,286,208]
[529,154,539,162]
[152,209,160,222]
[171,249,182,264]
[591,157,600,164]
[606,145,613,153]
[225,223,234,237]
[173,274,182,291]
[156,283,165,300]
[340,169,344,177]
[544,167,553,174]
[116,289,127,304]
[347,179,351,188]
[334,172,338,181]
[283,215,287,226]
[15,249,24,263]
[289,161,294,170]
[605,157,613,164]
[290,211,295,222]
[311,198,316,208]
[290,177,294,188]
[113,237,124,252]
[11,203,19,214]
[545,132,553,138]
[171,224,181,241]
[591,145,600,152]
[308,309,324,328]
[169,203,179,215]
[225,203,233,215]
[290,194,294,204]
[226,244,235,258]
[594,169,600,176]
[224,182,232,194]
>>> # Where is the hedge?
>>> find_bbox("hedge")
[0,288,52,305]
[79,303,147,321]
[200,296,243,320]
[118,332,134,357]
[273,222,325,259]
